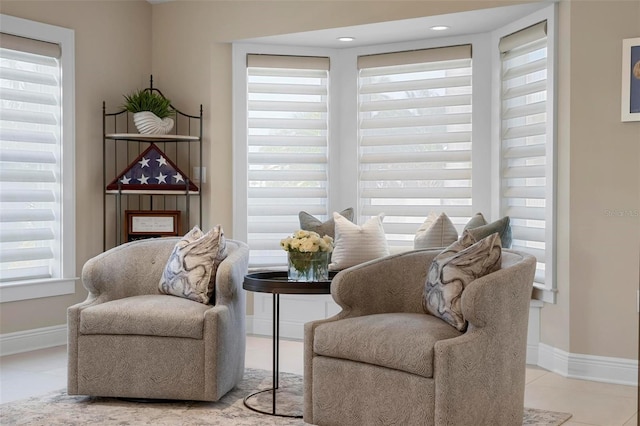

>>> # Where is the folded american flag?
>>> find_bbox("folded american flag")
[106,144,198,193]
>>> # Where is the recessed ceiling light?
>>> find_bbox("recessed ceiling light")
[430,25,450,31]
[337,37,355,42]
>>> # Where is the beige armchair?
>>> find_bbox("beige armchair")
[67,237,249,401]
[304,248,536,426]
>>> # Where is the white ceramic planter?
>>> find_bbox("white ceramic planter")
[133,111,174,135]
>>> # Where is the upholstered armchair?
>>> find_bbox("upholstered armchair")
[67,237,249,401]
[304,248,536,426]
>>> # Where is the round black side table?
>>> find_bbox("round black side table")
[242,271,334,418]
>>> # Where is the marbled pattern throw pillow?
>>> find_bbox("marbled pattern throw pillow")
[329,213,389,271]
[423,232,502,331]
[464,213,512,248]
[159,225,228,304]
[414,212,459,249]
[299,208,354,239]
[437,229,477,260]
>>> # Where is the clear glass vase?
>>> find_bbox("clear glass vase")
[287,251,330,282]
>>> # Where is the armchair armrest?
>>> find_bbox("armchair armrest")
[432,250,536,425]
[215,240,250,306]
[202,240,249,399]
[80,238,177,303]
[461,250,536,331]
[330,248,440,317]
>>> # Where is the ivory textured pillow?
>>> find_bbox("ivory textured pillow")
[159,225,228,304]
[329,213,389,271]
[414,212,459,249]
[422,232,502,331]
[299,207,354,238]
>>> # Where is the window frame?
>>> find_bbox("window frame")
[356,44,476,246]
[232,44,341,268]
[244,53,331,268]
[233,4,557,301]
[491,4,557,303]
[0,14,76,302]
[234,35,492,264]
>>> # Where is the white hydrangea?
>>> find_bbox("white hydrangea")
[280,229,334,253]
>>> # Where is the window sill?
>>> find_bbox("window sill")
[0,278,77,303]
[533,285,556,304]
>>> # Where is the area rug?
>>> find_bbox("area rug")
[1,368,572,425]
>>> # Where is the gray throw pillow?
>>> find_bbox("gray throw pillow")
[159,225,228,304]
[464,212,487,230]
[299,208,354,239]
[465,213,512,248]
[423,232,502,331]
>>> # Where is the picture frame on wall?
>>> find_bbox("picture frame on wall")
[125,210,181,242]
[621,37,640,122]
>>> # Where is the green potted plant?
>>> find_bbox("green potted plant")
[123,89,175,135]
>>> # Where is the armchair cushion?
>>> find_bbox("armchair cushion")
[79,294,210,339]
[423,232,502,331]
[159,225,228,304]
[313,313,461,378]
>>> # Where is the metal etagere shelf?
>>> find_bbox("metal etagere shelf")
[103,76,203,250]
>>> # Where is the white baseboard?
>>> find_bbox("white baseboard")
[527,343,539,365]
[6,322,636,388]
[538,343,638,386]
[526,300,543,365]
[0,324,67,357]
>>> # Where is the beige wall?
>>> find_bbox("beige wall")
[1,0,639,362]
[0,0,152,334]
[541,0,640,360]
[567,0,639,358]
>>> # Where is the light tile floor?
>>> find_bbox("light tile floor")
[1,336,637,426]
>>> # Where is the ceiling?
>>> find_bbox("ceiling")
[237,2,549,49]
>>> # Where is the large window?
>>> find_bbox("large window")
[498,20,555,301]
[0,15,75,302]
[358,45,473,248]
[245,54,329,267]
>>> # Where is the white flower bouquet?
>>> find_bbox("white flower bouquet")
[280,230,333,281]
[280,229,334,254]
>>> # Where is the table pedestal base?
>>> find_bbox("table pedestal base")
[243,388,303,419]
[243,293,303,419]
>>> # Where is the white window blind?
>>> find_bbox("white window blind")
[246,54,330,267]
[499,21,553,292]
[358,45,473,247]
[0,34,62,284]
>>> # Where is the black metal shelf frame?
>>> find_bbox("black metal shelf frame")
[102,76,203,250]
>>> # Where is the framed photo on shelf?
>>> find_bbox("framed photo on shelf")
[125,210,181,242]
[621,37,640,122]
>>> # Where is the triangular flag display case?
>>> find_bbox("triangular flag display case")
[103,76,203,249]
